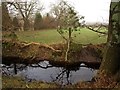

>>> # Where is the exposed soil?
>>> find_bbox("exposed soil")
[2,39,105,68]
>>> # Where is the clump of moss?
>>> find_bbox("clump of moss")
[3,31,18,41]
[70,43,82,52]
[2,41,14,49]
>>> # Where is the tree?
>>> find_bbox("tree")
[8,0,43,30]
[51,0,84,61]
[2,2,13,31]
[99,1,120,80]
[34,12,43,30]
[42,13,57,29]
[12,17,20,31]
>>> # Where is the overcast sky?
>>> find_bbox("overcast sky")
[40,0,111,23]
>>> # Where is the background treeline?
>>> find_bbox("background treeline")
[34,13,58,30]
[2,2,58,31]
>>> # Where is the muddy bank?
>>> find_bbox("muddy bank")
[2,39,61,64]
[2,39,105,68]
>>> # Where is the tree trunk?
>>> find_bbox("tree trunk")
[2,2,13,31]
[100,2,120,77]
[23,18,30,31]
[65,28,72,61]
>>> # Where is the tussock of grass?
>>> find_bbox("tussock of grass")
[74,75,120,88]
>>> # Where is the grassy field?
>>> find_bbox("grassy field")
[8,28,107,44]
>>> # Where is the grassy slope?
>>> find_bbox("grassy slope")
[16,29,62,44]
[16,28,107,44]
[72,28,107,44]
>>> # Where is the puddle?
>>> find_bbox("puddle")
[2,61,98,85]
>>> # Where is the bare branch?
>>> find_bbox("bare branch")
[86,25,108,35]
[15,2,25,18]
[57,29,68,41]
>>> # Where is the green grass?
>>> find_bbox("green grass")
[16,29,63,44]
[72,28,107,44]
[14,28,107,44]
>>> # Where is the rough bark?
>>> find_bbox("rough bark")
[100,2,120,77]
[23,18,30,31]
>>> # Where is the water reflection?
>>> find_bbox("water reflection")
[2,61,97,85]
[51,68,72,85]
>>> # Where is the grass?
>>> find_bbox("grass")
[2,75,120,88]
[72,28,107,44]
[16,29,63,44]
[4,28,107,44]
[2,76,58,88]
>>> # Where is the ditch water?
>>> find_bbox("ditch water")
[2,61,98,85]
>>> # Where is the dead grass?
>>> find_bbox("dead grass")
[74,74,120,88]
[2,75,120,88]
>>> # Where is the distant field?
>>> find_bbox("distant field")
[11,28,107,44]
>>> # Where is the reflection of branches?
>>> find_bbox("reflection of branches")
[66,70,72,85]
[16,64,27,71]
[2,64,27,75]
[53,69,66,81]
[51,68,72,85]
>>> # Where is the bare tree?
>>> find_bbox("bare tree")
[8,0,43,30]
[86,24,108,35]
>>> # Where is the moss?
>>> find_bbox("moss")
[70,43,82,52]
[100,44,120,75]
[3,32,18,41]
[2,41,15,49]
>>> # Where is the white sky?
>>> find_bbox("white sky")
[40,0,111,23]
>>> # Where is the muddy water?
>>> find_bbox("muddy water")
[2,61,97,85]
